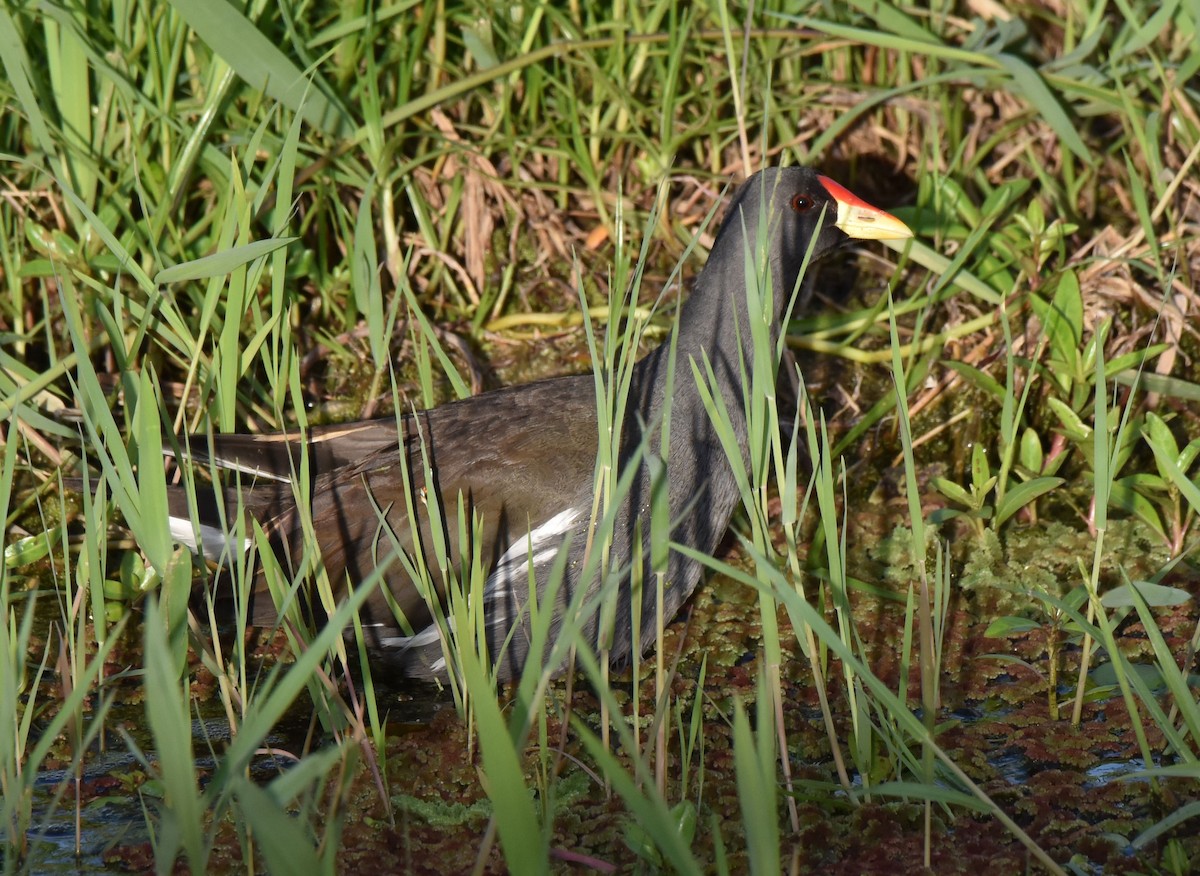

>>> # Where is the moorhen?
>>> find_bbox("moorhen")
[167,167,911,682]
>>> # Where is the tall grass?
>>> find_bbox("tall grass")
[1,0,1197,871]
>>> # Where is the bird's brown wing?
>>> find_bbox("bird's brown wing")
[238,375,601,640]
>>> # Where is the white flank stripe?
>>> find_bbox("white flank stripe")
[169,516,251,560]
[484,507,580,598]
[377,617,452,650]
[374,508,580,659]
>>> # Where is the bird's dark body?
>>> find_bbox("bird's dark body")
[169,168,910,682]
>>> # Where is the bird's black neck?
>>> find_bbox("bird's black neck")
[622,214,793,582]
[645,213,793,469]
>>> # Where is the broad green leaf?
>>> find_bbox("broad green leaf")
[1029,271,1083,371]
[1102,581,1191,608]
[462,20,500,69]
[1090,661,1168,692]
[846,0,934,41]
[1114,0,1181,59]
[1118,472,1169,493]
[1105,344,1169,376]
[233,778,323,874]
[167,0,349,135]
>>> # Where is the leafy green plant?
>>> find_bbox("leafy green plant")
[932,440,1067,535]
[1126,412,1200,554]
[935,298,1067,536]
[1033,278,1167,416]
[936,245,1172,534]
[985,586,1088,720]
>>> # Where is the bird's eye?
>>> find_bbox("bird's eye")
[791,194,815,213]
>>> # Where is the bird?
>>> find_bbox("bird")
[166,167,912,683]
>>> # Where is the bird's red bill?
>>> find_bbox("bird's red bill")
[818,175,913,241]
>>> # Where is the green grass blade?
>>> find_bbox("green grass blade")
[154,236,297,285]
[166,0,349,135]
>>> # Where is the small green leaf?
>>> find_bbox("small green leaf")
[932,477,974,507]
[1081,318,1113,379]
[671,800,698,847]
[1023,197,1045,235]
[1145,432,1200,519]
[4,530,58,566]
[1046,396,1090,442]
[1019,427,1044,473]
[1117,472,1168,494]
[461,20,500,69]
[995,476,1065,527]
[1105,344,1169,376]
[103,577,140,601]
[985,616,1042,636]
[1064,586,1090,611]
[943,360,1005,401]
[1114,0,1182,59]
[623,818,663,867]
[971,443,992,489]
[1040,448,1069,477]
[1108,481,1167,540]
[1178,438,1200,474]
[844,0,934,42]
[1143,412,1179,475]
[929,507,965,524]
